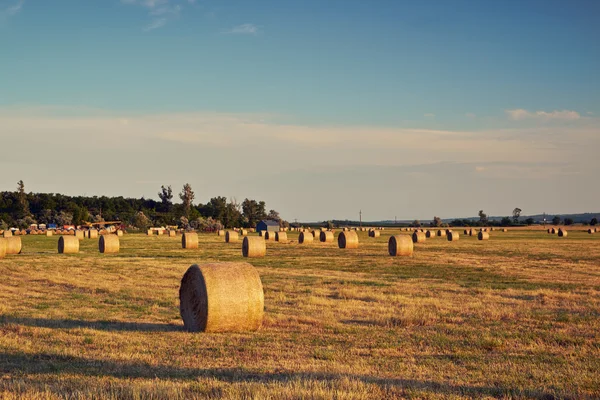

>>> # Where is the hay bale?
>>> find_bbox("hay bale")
[226,231,239,243]
[464,229,469,235]
[116,230,124,237]
[217,230,225,237]
[88,230,98,239]
[469,229,476,236]
[502,228,508,232]
[437,230,446,237]
[589,229,595,234]
[46,231,53,237]
[551,227,558,234]
[275,232,288,243]
[168,230,176,237]
[240,229,248,236]
[99,235,120,254]
[75,230,85,240]
[3,230,12,238]
[320,231,334,243]
[242,236,266,258]
[425,230,433,238]
[13,230,21,236]
[478,232,489,241]
[311,230,319,238]
[558,228,568,237]
[179,232,198,250]
[179,262,264,332]
[147,229,153,235]
[0,238,6,259]
[265,231,276,241]
[5,237,22,254]
[412,231,426,243]
[369,230,380,238]
[388,235,413,256]
[447,231,460,241]
[299,231,313,244]
[338,230,359,249]
[259,230,266,237]
[58,236,79,254]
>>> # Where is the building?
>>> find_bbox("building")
[256,220,280,234]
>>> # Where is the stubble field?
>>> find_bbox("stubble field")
[0,229,599,399]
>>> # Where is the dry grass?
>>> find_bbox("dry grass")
[0,230,599,399]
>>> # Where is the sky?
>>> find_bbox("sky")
[0,0,599,222]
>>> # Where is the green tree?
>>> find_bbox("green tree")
[590,217,598,226]
[432,216,442,227]
[525,218,534,225]
[179,183,195,218]
[158,185,173,213]
[478,210,488,225]
[564,218,574,226]
[552,216,561,225]
[512,208,522,224]
[16,180,30,218]
[132,211,151,230]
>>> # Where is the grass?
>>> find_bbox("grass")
[0,230,599,399]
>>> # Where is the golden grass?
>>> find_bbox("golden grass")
[0,229,599,399]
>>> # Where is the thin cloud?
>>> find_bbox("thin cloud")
[224,24,259,35]
[122,0,184,31]
[506,108,581,121]
[423,113,435,118]
[2,0,24,16]
[465,112,476,119]
[143,18,167,31]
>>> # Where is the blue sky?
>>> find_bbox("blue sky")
[1,0,599,221]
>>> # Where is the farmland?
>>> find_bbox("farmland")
[1,229,599,399]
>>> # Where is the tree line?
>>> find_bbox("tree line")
[0,181,288,231]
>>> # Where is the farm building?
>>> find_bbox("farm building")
[256,220,280,234]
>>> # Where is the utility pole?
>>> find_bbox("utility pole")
[359,210,362,228]
[543,212,546,228]
[395,216,397,225]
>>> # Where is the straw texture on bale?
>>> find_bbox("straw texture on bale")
[117,230,124,237]
[168,230,176,237]
[338,230,359,249]
[156,230,163,236]
[447,231,460,241]
[0,238,6,259]
[217,230,225,236]
[5,237,22,254]
[265,231,276,241]
[299,231,313,244]
[3,230,12,238]
[87,230,98,239]
[226,231,239,243]
[240,229,248,236]
[58,236,79,254]
[469,229,476,236]
[182,232,199,249]
[242,236,266,258]
[412,231,426,243]
[320,231,334,243]
[437,230,446,237]
[46,231,53,237]
[259,230,266,237]
[99,235,120,254]
[368,230,380,238]
[558,228,568,237]
[503,228,508,232]
[75,230,85,240]
[589,229,595,234]
[311,230,319,237]
[551,228,558,234]
[388,235,413,257]
[478,232,489,241]
[179,262,264,333]
[275,232,288,243]
[425,230,433,238]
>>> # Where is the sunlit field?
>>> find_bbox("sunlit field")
[1,229,599,399]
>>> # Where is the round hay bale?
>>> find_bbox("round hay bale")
[412,231,426,243]
[425,230,433,238]
[275,232,288,243]
[299,231,313,244]
[168,230,176,237]
[338,230,359,249]
[437,230,446,237]
[447,231,460,241]
[5,237,22,254]
[388,235,413,257]
[311,230,319,238]
[226,231,239,243]
[88,230,99,239]
[75,230,85,240]
[242,236,266,258]
[320,231,334,243]
[179,262,264,333]
[265,231,276,241]
[99,235,120,254]
[369,230,380,238]
[46,231,53,237]
[464,229,469,235]
[147,229,153,235]
[240,229,248,236]
[0,238,6,259]
[182,232,199,249]
[13,230,21,236]
[217,230,225,237]
[58,236,79,254]
[589,229,595,234]
[259,230,266,237]
[469,229,476,236]
[551,227,558,234]
[558,228,568,237]
[478,232,489,241]
[502,228,508,232]
[116,230,124,237]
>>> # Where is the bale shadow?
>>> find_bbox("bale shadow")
[0,316,182,332]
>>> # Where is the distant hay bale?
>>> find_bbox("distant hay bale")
[299,231,313,244]
[75,230,85,240]
[369,230,380,238]
[45,230,52,237]
[412,231,426,243]
[338,230,359,249]
[558,228,568,237]
[240,229,248,236]
[342,227,348,232]
[589,229,595,234]
[147,229,153,236]
[311,230,319,237]
[88,230,98,239]
[388,235,413,257]
[551,227,558,234]
[242,236,266,258]
[226,231,239,243]
[275,232,288,243]
[217,230,225,237]
[58,236,79,254]
[13,230,21,236]
[5,237,22,255]
[116,230,124,237]
[464,229,469,235]
[425,230,433,238]
[182,232,199,249]
[168,230,176,237]
[447,231,460,241]
[469,229,476,236]
[0,238,6,259]
[265,231,276,241]
[437,230,446,237]
[478,232,489,241]
[320,231,334,243]
[99,235,120,254]
[259,230,266,237]
[249,228,255,233]
[179,262,264,332]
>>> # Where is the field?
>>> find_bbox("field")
[1,229,599,399]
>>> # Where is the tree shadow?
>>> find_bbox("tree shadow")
[0,316,182,332]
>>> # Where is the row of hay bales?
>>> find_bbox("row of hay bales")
[58,234,120,254]
[547,227,575,237]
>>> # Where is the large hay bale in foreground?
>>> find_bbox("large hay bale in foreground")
[558,228,568,237]
[299,231,313,244]
[0,238,6,259]
[5,237,22,254]
[437,230,446,237]
[369,230,380,238]
[275,232,288,243]
[99,235,120,254]
[226,231,239,243]
[412,231,426,243]
[179,262,264,333]
[388,235,413,257]
[58,236,79,254]
[338,230,359,249]
[242,237,266,258]
[447,231,460,241]
[478,232,489,241]
[320,231,334,243]
[182,232,199,249]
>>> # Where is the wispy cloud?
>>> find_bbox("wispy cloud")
[505,108,581,121]
[423,113,435,118]
[223,23,259,35]
[1,0,25,17]
[121,0,184,31]
[465,112,476,119]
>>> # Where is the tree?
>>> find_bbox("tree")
[158,185,173,212]
[179,183,195,218]
[564,218,574,226]
[267,209,281,222]
[478,210,488,225]
[432,216,442,227]
[591,218,598,226]
[241,199,267,227]
[512,208,522,224]
[16,180,30,217]
[132,211,151,230]
[525,218,534,226]
[500,217,511,227]
[552,216,561,225]
[411,220,421,227]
